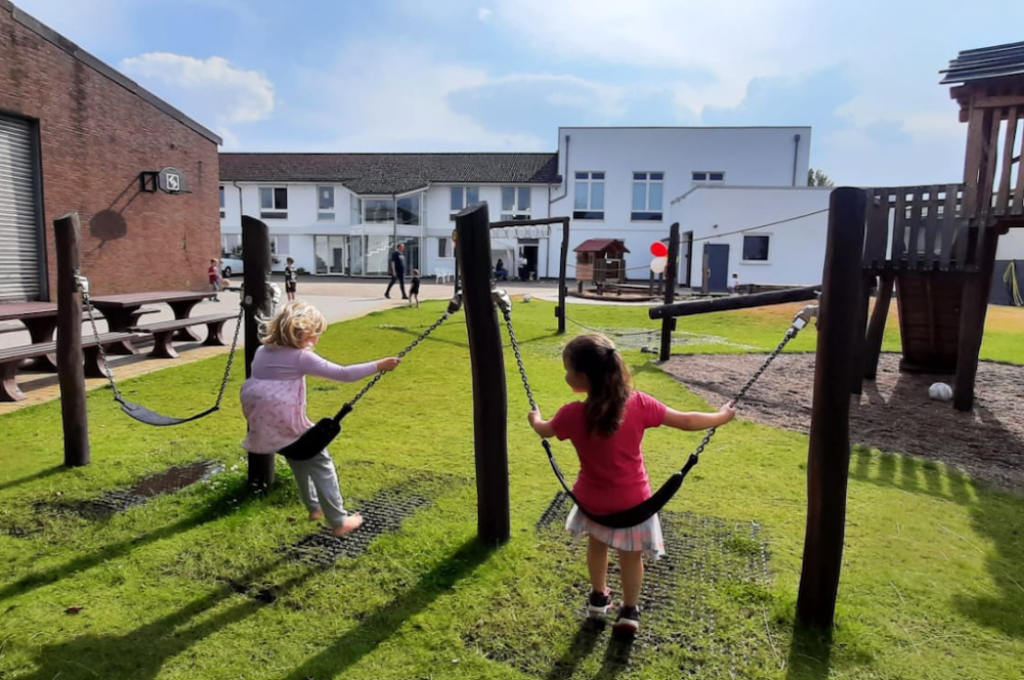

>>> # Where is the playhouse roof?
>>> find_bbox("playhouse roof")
[573,239,630,254]
[940,41,1024,85]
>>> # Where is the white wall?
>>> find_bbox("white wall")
[546,126,812,278]
[997,228,1024,260]
[672,186,832,288]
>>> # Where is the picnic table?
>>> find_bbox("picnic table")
[0,302,60,369]
[88,291,214,354]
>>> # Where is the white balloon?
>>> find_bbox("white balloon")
[928,382,953,401]
[650,256,668,274]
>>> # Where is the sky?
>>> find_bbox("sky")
[13,0,1024,187]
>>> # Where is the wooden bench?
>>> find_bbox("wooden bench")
[131,312,238,359]
[0,332,139,402]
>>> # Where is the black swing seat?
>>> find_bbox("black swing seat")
[278,404,353,461]
[117,397,219,426]
[543,440,700,529]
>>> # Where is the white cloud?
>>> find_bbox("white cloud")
[294,44,546,151]
[478,7,492,22]
[119,52,274,145]
[490,0,815,113]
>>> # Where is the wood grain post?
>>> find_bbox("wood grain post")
[849,273,873,395]
[953,228,1000,412]
[242,215,275,493]
[457,203,510,545]
[557,218,569,334]
[54,213,90,467]
[863,271,895,381]
[659,223,680,361]
[796,187,866,628]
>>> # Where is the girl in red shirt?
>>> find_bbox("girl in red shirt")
[529,333,735,638]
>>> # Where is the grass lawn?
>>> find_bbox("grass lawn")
[0,298,1022,680]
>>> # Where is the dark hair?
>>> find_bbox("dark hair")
[563,334,632,437]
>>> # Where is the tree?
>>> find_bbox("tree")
[808,168,834,187]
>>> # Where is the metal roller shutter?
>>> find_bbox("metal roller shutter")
[0,114,44,301]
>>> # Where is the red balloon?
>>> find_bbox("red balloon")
[650,242,668,257]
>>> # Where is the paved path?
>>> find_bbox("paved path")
[0,279,561,414]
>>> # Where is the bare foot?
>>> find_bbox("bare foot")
[329,513,364,537]
[308,509,324,522]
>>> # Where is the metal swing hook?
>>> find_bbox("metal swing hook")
[791,303,819,333]
[491,289,512,313]
[73,270,90,298]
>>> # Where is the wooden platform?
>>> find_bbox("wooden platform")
[894,271,968,374]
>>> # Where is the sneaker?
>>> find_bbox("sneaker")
[586,587,612,620]
[612,605,640,639]
[384,292,391,299]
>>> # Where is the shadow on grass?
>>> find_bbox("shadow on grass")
[280,538,494,680]
[0,479,259,603]
[18,557,305,680]
[784,623,833,680]
[849,420,1024,642]
[543,619,604,680]
[0,465,66,494]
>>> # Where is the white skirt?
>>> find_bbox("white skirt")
[565,505,665,561]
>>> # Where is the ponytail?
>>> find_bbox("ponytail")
[563,334,632,436]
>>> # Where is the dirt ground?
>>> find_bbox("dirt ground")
[663,353,1024,494]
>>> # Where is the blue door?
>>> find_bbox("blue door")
[703,244,729,293]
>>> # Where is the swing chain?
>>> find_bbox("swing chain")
[689,304,815,461]
[500,306,537,410]
[213,304,246,408]
[346,295,463,410]
[76,271,125,403]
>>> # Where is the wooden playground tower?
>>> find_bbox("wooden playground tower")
[862,42,1024,412]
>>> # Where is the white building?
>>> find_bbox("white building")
[219,153,558,279]
[218,127,811,281]
[546,126,812,279]
[669,185,833,291]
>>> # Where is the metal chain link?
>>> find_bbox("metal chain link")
[345,309,454,410]
[213,304,246,408]
[79,280,124,402]
[501,307,537,410]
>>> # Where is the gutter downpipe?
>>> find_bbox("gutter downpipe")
[792,134,802,186]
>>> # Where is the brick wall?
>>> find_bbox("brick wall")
[0,1,220,298]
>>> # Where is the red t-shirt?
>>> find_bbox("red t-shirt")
[550,391,668,514]
[208,266,219,283]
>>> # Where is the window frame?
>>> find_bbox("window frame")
[450,186,481,218]
[317,185,336,221]
[630,172,664,222]
[692,171,726,184]
[573,171,605,220]
[500,186,532,221]
[741,233,772,263]
[259,186,289,219]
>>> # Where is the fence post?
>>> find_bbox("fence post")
[457,203,510,545]
[242,215,275,493]
[659,223,680,361]
[557,218,569,334]
[54,213,90,467]
[796,187,866,628]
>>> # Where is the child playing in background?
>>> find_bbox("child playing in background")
[239,301,401,537]
[208,258,221,301]
[408,268,421,308]
[284,257,298,301]
[528,333,736,638]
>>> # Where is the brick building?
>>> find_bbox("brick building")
[0,0,221,302]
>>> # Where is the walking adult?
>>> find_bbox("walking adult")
[385,243,408,299]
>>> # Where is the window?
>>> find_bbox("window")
[219,186,225,218]
[397,194,421,225]
[318,186,335,221]
[573,172,605,220]
[351,198,362,225]
[259,186,288,219]
[221,234,240,254]
[438,238,451,258]
[363,199,395,223]
[742,235,770,262]
[692,171,725,183]
[631,172,663,221]
[450,186,480,217]
[501,186,531,221]
[271,235,291,256]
